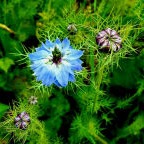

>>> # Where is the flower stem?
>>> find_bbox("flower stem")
[93,133,108,144]
[92,65,104,113]
[0,23,15,34]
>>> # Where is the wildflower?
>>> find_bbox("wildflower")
[29,96,38,105]
[29,38,83,87]
[96,28,122,52]
[14,112,30,130]
[67,24,77,34]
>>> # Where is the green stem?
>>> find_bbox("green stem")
[92,66,104,113]
[94,0,97,12]
[93,133,108,144]
[0,23,15,34]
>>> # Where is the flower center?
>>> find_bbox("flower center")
[52,47,62,64]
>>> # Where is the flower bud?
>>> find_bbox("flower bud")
[14,112,30,130]
[29,96,38,105]
[67,24,77,34]
[96,28,122,52]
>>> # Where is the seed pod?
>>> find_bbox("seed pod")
[67,24,77,34]
[29,96,38,105]
[96,28,122,52]
[14,112,30,130]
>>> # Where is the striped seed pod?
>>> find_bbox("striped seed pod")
[14,112,30,130]
[96,28,122,52]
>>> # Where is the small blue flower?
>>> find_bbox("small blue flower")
[29,38,83,87]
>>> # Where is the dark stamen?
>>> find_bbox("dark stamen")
[52,47,62,64]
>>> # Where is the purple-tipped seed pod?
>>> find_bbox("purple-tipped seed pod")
[96,28,122,52]
[14,112,30,130]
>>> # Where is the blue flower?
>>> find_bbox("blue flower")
[29,38,83,87]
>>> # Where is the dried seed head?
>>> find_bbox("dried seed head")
[14,112,30,130]
[67,24,77,34]
[28,96,38,105]
[96,28,122,52]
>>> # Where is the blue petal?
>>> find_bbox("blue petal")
[45,39,54,47]
[67,50,83,60]
[56,65,69,87]
[31,58,46,66]
[42,70,55,86]
[35,46,42,51]
[64,64,74,74]
[31,62,44,70]
[62,38,70,49]
[36,43,47,51]
[36,40,54,51]
[70,59,83,65]
[69,59,83,71]
[68,73,75,82]
[54,80,62,87]
[55,38,61,45]
[35,43,46,51]
[32,65,44,75]
[71,64,83,71]
[31,63,55,86]
[29,50,48,61]
[54,38,62,50]
[36,66,48,81]
[34,64,55,86]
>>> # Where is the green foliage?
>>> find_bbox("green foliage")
[110,50,144,88]
[118,113,144,138]
[0,103,9,119]
[0,57,14,73]
[111,113,144,143]
[0,0,144,144]
[69,113,102,144]
[0,0,43,91]
[40,89,70,137]
[0,101,50,144]
[0,0,41,41]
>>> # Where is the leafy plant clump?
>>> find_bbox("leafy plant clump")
[0,0,144,144]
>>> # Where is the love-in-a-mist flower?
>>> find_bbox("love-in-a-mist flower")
[14,112,30,130]
[96,28,122,52]
[29,38,83,87]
